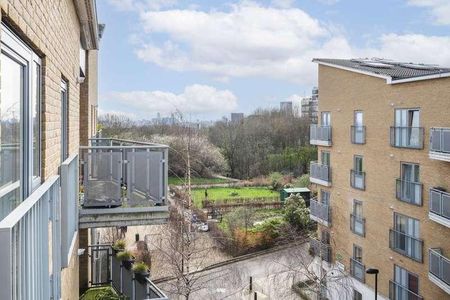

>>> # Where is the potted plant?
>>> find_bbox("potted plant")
[112,239,126,254]
[116,251,134,270]
[132,262,150,284]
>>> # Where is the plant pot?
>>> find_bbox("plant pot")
[134,271,150,284]
[122,259,135,270]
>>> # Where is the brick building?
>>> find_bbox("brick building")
[309,58,450,299]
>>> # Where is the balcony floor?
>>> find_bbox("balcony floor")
[79,206,169,228]
[310,177,331,187]
[429,151,450,162]
[429,212,450,228]
[429,272,450,295]
[310,139,332,147]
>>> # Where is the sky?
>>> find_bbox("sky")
[97,0,450,121]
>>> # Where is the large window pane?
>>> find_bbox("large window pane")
[0,53,23,215]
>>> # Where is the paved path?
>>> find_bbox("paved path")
[158,244,311,300]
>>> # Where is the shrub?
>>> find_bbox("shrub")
[284,194,311,229]
[269,172,283,191]
[132,261,148,273]
[293,174,309,188]
[113,239,126,250]
[116,251,132,261]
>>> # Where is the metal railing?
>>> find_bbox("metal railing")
[350,258,365,283]
[350,170,365,190]
[390,127,424,149]
[351,126,366,144]
[61,154,79,268]
[80,138,169,208]
[429,248,450,287]
[396,179,422,206]
[310,161,331,184]
[309,238,331,263]
[389,229,423,262]
[430,128,450,154]
[310,125,332,143]
[429,188,450,221]
[389,280,423,300]
[309,198,331,224]
[350,214,365,237]
[0,176,61,300]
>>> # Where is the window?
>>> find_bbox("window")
[394,265,419,296]
[321,230,330,244]
[392,213,421,260]
[354,111,363,127]
[353,289,363,300]
[398,163,421,205]
[353,244,362,262]
[401,163,419,183]
[321,190,330,206]
[353,200,363,218]
[61,80,69,162]
[321,151,330,166]
[0,24,41,220]
[321,111,331,126]
[351,155,365,190]
[351,200,365,236]
[354,155,363,172]
[393,108,422,148]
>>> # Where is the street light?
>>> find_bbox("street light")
[366,268,379,300]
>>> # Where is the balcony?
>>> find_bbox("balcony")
[390,127,424,149]
[429,188,450,228]
[310,161,331,187]
[79,138,169,228]
[350,214,366,237]
[350,258,365,283]
[309,198,331,227]
[430,128,450,161]
[389,229,423,262]
[309,238,331,263]
[351,126,366,144]
[396,179,422,206]
[429,248,450,295]
[389,280,423,300]
[350,170,365,190]
[310,125,332,146]
[0,176,62,299]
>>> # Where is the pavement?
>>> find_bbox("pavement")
[158,243,311,300]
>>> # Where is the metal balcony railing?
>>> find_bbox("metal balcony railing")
[310,125,332,145]
[350,214,365,237]
[351,126,366,144]
[310,161,331,185]
[309,198,331,225]
[430,128,450,154]
[390,127,424,149]
[429,188,450,224]
[389,229,423,262]
[350,170,365,190]
[309,238,331,263]
[429,248,450,290]
[0,176,62,300]
[396,179,422,206]
[389,280,423,300]
[81,138,168,208]
[350,258,365,283]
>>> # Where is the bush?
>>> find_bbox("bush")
[113,239,126,251]
[269,172,283,191]
[284,194,311,229]
[132,261,149,273]
[293,174,309,188]
[116,251,132,261]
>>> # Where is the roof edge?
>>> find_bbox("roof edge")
[74,0,99,50]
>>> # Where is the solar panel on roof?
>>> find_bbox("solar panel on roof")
[400,63,440,70]
[361,62,393,68]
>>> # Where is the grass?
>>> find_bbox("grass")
[168,176,231,185]
[191,186,278,207]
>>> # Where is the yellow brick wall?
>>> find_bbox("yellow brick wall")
[315,64,450,299]
[0,0,90,298]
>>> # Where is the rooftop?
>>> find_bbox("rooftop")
[313,58,450,84]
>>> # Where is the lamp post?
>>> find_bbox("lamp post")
[366,268,379,300]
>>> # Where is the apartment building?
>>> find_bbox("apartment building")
[308,58,450,299]
[301,87,319,123]
[0,1,169,299]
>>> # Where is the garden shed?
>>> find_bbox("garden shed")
[280,187,311,204]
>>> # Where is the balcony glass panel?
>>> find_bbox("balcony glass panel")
[309,238,331,263]
[430,128,450,154]
[350,258,365,283]
[310,198,330,224]
[351,126,366,144]
[389,229,423,262]
[389,280,423,300]
[310,161,331,184]
[350,214,365,237]
[390,127,424,149]
[429,249,450,287]
[350,170,365,190]
[396,179,422,206]
[310,124,332,144]
[429,188,450,220]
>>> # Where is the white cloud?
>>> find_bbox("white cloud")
[271,0,295,8]
[102,84,238,119]
[408,0,450,25]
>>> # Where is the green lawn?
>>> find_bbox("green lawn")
[191,186,278,207]
[168,176,231,185]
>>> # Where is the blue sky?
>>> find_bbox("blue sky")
[97,0,450,120]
